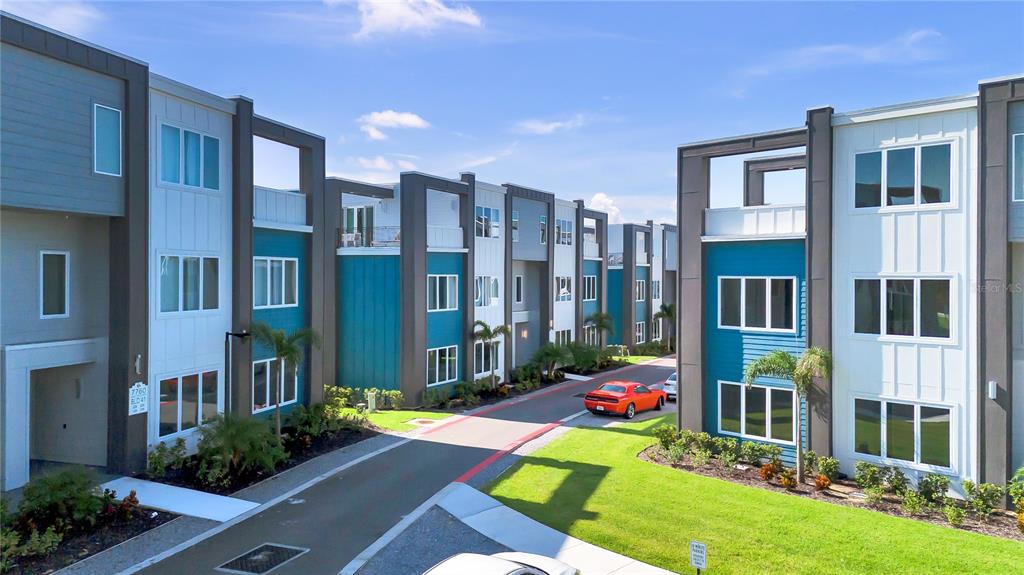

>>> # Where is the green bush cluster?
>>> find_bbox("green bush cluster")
[423,387,452,409]
[634,341,668,356]
[962,480,1004,518]
[196,415,288,488]
[326,386,404,410]
[654,425,782,470]
[146,437,187,479]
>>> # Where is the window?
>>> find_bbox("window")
[342,206,373,246]
[475,206,501,238]
[93,104,121,176]
[159,370,219,436]
[856,278,951,339]
[474,276,499,307]
[854,398,951,468]
[40,251,69,318]
[718,381,795,444]
[160,255,219,313]
[253,257,298,309]
[554,329,572,346]
[583,325,599,346]
[651,280,662,300]
[514,275,524,304]
[512,210,520,242]
[159,124,220,190]
[1013,133,1024,201]
[427,345,458,386]
[635,280,646,302]
[855,144,952,208]
[651,320,662,341]
[252,358,298,413]
[555,218,573,245]
[556,277,572,302]
[427,275,459,312]
[583,275,597,301]
[718,276,795,332]
[474,341,499,376]
[539,215,547,244]
[635,321,646,344]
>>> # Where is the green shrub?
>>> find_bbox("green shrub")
[765,444,783,467]
[1007,466,1024,508]
[652,423,679,451]
[854,462,884,490]
[324,386,355,410]
[18,468,103,533]
[692,432,716,453]
[963,480,1004,518]
[901,490,926,515]
[779,468,798,489]
[943,502,966,527]
[453,382,481,407]
[917,474,950,507]
[596,346,619,369]
[884,467,909,496]
[634,341,667,356]
[0,524,61,571]
[566,342,600,373]
[196,415,287,488]
[739,441,768,465]
[802,450,819,476]
[720,449,739,469]
[667,442,688,464]
[712,437,739,458]
[423,387,451,409]
[147,438,187,478]
[864,485,886,506]
[817,457,840,482]
[691,448,712,467]
[288,403,333,438]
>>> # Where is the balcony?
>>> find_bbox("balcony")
[428,225,464,249]
[584,240,600,259]
[254,186,307,229]
[337,225,464,249]
[703,203,805,240]
[607,252,623,266]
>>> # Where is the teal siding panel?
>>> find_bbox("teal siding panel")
[338,254,401,391]
[635,265,649,331]
[704,239,807,464]
[252,228,309,414]
[427,253,464,379]
[582,259,601,319]
[607,268,623,345]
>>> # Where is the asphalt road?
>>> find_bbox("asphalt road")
[140,359,675,575]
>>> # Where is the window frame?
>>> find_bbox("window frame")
[475,206,501,239]
[651,280,662,301]
[159,253,221,315]
[555,218,574,246]
[427,274,459,312]
[717,380,797,446]
[93,103,122,177]
[583,275,597,301]
[583,324,599,346]
[474,276,500,307]
[511,210,520,242]
[556,276,573,302]
[651,319,662,341]
[717,275,797,334]
[158,368,220,437]
[427,345,459,386]
[473,341,499,377]
[635,279,646,302]
[158,122,221,191]
[39,250,70,319]
[850,395,954,472]
[514,275,524,304]
[252,256,299,309]
[554,329,572,347]
[539,215,548,245]
[1013,133,1024,202]
[251,357,299,414]
[850,275,954,342]
[851,141,956,211]
[635,321,646,344]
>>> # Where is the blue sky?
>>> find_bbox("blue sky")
[7,1,1022,222]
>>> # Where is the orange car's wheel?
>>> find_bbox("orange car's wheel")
[655,397,664,411]
[624,403,636,419]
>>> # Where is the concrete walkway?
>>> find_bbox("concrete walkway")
[101,477,259,522]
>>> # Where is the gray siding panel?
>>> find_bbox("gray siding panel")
[511,197,548,261]
[1,44,125,215]
[1008,102,1024,240]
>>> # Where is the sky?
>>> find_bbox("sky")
[5,0,1023,223]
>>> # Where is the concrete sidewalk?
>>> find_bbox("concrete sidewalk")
[101,477,259,522]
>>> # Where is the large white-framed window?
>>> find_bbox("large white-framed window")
[253,257,299,309]
[252,357,298,414]
[583,324,599,346]
[474,341,499,377]
[852,277,951,340]
[556,276,572,302]
[651,320,662,341]
[853,143,952,209]
[718,276,796,333]
[554,329,572,347]
[159,254,219,313]
[583,275,597,301]
[651,280,662,300]
[539,216,548,245]
[635,321,646,344]
[635,279,646,302]
[159,369,219,437]
[474,276,500,307]
[40,250,70,319]
[555,218,574,245]
[853,397,951,470]
[93,103,122,177]
[427,275,459,312]
[1012,133,1024,202]
[159,123,220,190]
[342,205,373,246]
[514,275,524,304]
[427,345,458,386]
[511,210,520,242]
[718,381,796,445]
[475,206,501,239]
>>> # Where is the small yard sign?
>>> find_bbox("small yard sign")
[128,381,148,416]
[690,540,707,572]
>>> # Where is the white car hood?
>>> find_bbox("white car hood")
[493,552,578,575]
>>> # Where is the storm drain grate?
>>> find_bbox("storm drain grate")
[216,543,309,574]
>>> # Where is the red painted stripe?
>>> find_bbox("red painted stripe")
[454,422,560,483]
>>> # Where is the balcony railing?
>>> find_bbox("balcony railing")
[704,204,806,239]
[428,225,464,249]
[584,241,600,259]
[607,252,623,266]
[337,225,464,249]
[254,186,306,227]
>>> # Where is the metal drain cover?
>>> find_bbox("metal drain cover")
[217,543,309,574]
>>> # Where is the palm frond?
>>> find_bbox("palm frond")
[793,346,832,397]
[743,350,796,387]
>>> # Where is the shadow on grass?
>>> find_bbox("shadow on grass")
[488,455,611,534]
[574,414,673,439]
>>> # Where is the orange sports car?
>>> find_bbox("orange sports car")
[583,381,667,419]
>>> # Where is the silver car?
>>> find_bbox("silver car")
[661,372,677,401]
[424,552,578,575]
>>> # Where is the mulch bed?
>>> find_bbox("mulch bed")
[563,362,631,377]
[6,510,177,575]
[640,445,1023,542]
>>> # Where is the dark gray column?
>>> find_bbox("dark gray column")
[676,154,708,432]
[978,77,1022,485]
[460,173,477,384]
[545,199,555,344]
[622,224,638,347]
[399,174,429,404]
[230,97,255,417]
[645,220,655,336]
[504,188,514,374]
[574,201,585,341]
[743,154,806,207]
[805,107,834,457]
[598,214,609,345]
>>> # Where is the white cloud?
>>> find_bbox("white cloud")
[357,109,431,141]
[461,142,517,169]
[354,155,418,172]
[344,0,482,40]
[743,29,945,78]
[513,114,588,136]
[587,193,623,224]
[396,159,418,170]
[4,1,104,36]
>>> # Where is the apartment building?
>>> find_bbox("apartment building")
[607,222,678,349]
[677,75,1024,489]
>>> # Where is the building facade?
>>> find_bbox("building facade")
[607,222,678,349]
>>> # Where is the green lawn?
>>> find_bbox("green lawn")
[484,415,1024,574]
[611,355,658,365]
[343,409,451,432]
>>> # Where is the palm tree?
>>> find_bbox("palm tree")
[249,322,322,439]
[532,343,572,382]
[471,320,511,389]
[653,303,676,352]
[585,311,615,345]
[743,347,832,480]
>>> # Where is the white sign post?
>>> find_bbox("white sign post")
[128,381,148,416]
[689,540,707,573]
